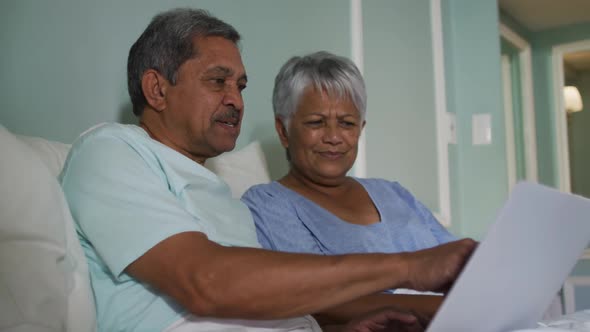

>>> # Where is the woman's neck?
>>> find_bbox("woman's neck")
[279,168,353,198]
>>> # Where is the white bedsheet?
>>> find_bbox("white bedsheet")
[513,310,590,331]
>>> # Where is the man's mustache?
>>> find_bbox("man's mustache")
[215,108,240,120]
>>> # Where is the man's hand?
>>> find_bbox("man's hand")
[341,307,428,332]
[404,238,477,293]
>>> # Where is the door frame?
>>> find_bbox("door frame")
[350,0,452,226]
[551,39,590,192]
[499,23,538,184]
[501,55,517,191]
[429,0,452,226]
[350,0,366,178]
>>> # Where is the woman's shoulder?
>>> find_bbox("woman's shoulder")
[241,181,293,208]
[355,177,408,194]
[243,181,281,198]
[356,178,423,208]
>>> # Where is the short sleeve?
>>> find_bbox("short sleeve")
[60,135,201,279]
[241,184,326,254]
[390,182,456,244]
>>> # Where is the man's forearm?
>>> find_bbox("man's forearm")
[194,246,413,319]
[126,232,475,320]
[127,232,412,319]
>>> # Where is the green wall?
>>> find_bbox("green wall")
[442,0,509,239]
[0,0,350,180]
[2,0,532,240]
[1,0,451,219]
[499,11,590,201]
[363,0,439,211]
[499,9,532,41]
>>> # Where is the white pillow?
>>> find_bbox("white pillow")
[17,135,71,178]
[205,140,271,198]
[0,125,96,332]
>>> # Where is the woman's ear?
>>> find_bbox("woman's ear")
[141,69,168,112]
[275,117,289,148]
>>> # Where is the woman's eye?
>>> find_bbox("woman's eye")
[305,120,323,126]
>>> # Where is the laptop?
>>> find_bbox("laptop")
[427,182,590,332]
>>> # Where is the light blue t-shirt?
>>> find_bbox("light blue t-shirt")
[60,123,261,331]
[241,179,455,255]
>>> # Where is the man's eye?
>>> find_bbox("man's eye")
[208,78,226,86]
[213,78,225,85]
[238,83,247,91]
[340,121,356,127]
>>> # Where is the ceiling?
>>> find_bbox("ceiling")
[498,0,590,31]
[564,51,590,72]
[499,0,590,74]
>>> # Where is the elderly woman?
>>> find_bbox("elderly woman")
[241,51,455,325]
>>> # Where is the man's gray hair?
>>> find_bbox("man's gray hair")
[127,8,241,116]
[272,51,367,128]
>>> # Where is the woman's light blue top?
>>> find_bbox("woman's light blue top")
[241,178,455,255]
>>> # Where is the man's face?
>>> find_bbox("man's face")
[161,36,247,163]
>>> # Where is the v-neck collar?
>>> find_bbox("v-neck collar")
[272,178,384,227]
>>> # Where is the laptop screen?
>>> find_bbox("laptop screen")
[427,182,590,332]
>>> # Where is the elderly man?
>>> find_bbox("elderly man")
[60,8,475,332]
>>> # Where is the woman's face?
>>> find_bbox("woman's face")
[277,86,365,184]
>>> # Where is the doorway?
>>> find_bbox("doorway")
[562,51,590,199]
[499,23,538,192]
[553,39,590,314]
[551,40,590,195]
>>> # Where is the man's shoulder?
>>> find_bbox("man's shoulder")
[64,123,153,162]
[73,123,144,147]
[60,123,155,179]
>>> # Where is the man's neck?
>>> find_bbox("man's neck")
[139,115,208,165]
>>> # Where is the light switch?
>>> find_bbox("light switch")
[472,113,492,145]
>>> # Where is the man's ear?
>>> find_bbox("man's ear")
[362,120,366,130]
[275,117,289,148]
[141,69,168,112]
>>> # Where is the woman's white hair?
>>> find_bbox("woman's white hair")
[272,51,367,129]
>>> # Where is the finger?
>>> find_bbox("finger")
[386,319,425,332]
[411,310,431,329]
[404,323,426,332]
[380,310,417,325]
